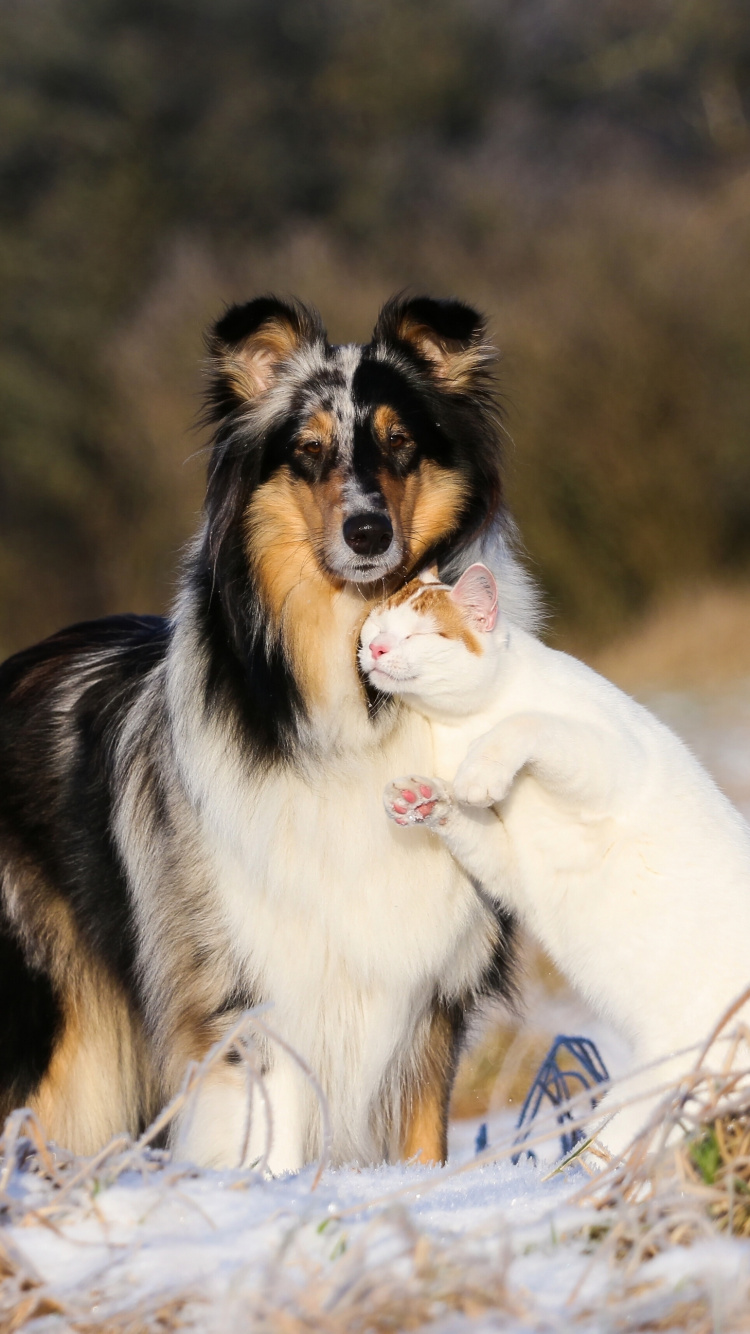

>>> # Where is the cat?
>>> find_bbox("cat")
[358,564,750,1156]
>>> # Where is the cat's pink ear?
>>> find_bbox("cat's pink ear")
[449,564,498,632]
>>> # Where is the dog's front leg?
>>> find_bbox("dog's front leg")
[172,1051,307,1176]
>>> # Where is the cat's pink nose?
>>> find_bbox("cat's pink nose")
[370,636,394,660]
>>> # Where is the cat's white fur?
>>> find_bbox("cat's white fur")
[359,566,750,1155]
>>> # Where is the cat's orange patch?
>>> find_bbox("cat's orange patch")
[384,578,482,655]
[385,576,427,609]
[412,588,482,655]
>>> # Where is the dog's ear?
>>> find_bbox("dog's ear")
[372,295,494,392]
[206,296,325,416]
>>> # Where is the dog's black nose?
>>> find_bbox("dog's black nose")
[343,513,393,556]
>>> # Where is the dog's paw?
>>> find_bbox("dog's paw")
[453,753,518,807]
[383,776,453,828]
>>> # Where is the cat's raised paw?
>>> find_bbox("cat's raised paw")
[384,776,453,829]
[453,754,518,807]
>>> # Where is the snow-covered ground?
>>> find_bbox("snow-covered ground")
[5,1105,749,1333]
[3,683,750,1332]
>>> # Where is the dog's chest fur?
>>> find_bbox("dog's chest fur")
[216,723,491,1148]
[151,599,498,1163]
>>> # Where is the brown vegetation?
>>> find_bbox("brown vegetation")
[1,1,750,653]
[590,582,750,691]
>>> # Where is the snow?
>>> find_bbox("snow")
[4,1103,749,1332]
[2,1138,591,1323]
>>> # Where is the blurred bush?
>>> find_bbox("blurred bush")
[1,0,750,650]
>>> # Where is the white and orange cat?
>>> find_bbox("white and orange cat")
[359,565,750,1155]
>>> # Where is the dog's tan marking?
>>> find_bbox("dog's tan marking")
[0,862,157,1152]
[245,469,330,622]
[393,315,494,391]
[167,998,249,1098]
[246,469,378,708]
[297,408,336,453]
[401,1008,456,1165]
[408,461,469,558]
[375,460,465,582]
[219,315,306,401]
[372,404,410,447]
[31,967,156,1155]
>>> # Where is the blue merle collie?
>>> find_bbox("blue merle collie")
[0,296,538,1171]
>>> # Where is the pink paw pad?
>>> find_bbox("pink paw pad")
[383,776,451,828]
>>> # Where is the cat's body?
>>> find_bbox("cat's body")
[359,567,750,1154]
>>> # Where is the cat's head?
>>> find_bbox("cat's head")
[359,563,503,715]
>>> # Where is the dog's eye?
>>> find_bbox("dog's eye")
[301,440,322,457]
[389,431,408,449]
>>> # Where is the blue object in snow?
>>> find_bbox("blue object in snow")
[474,1121,488,1154]
[513,1034,609,1163]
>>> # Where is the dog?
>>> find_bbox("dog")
[0,294,539,1171]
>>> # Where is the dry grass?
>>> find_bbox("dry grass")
[219,1216,524,1334]
[3,1003,750,1332]
[572,996,750,1277]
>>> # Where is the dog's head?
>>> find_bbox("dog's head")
[203,294,504,609]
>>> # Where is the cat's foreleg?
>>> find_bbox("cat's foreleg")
[384,776,512,888]
[453,713,633,812]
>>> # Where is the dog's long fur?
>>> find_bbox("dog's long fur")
[0,295,539,1170]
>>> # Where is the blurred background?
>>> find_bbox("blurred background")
[3,0,750,1127]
